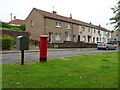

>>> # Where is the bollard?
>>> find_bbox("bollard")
[39,35,48,62]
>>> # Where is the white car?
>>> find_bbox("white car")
[97,42,116,50]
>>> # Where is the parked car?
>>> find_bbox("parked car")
[109,40,120,48]
[97,42,116,50]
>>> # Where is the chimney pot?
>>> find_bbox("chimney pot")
[14,16,16,20]
[53,11,57,14]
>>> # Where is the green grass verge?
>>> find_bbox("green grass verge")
[2,52,118,88]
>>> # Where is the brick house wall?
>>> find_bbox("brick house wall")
[26,9,45,41]
[26,8,111,43]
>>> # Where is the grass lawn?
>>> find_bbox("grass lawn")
[2,52,118,88]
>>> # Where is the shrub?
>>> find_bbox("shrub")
[19,24,26,31]
[10,27,21,31]
[1,36,15,50]
[2,22,11,28]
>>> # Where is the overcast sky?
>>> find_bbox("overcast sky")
[0,0,118,30]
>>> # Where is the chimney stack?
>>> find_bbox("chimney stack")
[70,14,72,18]
[53,11,57,14]
[99,24,101,27]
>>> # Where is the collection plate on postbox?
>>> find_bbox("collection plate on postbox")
[16,36,29,50]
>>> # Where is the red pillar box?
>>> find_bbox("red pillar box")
[39,35,48,62]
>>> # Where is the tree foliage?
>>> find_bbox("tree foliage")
[110,0,120,30]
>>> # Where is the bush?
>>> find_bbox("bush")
[1,36,15,50]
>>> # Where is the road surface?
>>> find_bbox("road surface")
[1,49,118,64]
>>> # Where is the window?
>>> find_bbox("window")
[108,33,109,35]
[82,36,86,41]
[81,27,85,31]
[31,20,33,27]
[94,29,96,33]
[55,33,61,41]
[97,37,99,41]
[65,32,71,41]
[93,37,95,42]
[48,33,52,43]
[67,24,72,29]
[98,31,100,34]
[88,28,91,32]
[56,22,61,27]
[100,38,101,41]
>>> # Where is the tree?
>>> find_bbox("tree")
[110,0,120,30]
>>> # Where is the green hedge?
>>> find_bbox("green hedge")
[1,36,15,50]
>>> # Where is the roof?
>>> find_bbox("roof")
[8,19,26,25]
[30,8,110,32]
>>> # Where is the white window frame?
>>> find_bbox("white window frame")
[65,32,71,41]
[67,24,71,29]
[88,28,91,32]
[82,36,86,41]
[81,27,85,31]
[55,33,61,41]
[56,22,61,28]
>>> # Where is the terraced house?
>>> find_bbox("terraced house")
[26,8,111,43]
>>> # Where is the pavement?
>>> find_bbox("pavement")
[1,48,97,54]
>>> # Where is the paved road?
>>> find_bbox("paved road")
[1,49,119,64]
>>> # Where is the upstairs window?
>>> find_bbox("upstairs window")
[67,24,72,29]
[81,27,85,31]
[31,20,33,27]
[56,22,61,27]
[94,29,96,33]
[88,28,91,32]
[98,31,100,34]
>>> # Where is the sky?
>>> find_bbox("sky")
[0,0,118,30]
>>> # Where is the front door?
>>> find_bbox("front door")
[78,35,80,42]
[48,33,52,43]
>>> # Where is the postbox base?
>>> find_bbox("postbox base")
[40,57,47,62]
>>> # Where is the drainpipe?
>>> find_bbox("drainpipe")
[44,17,46,35]
[71,23,74,42]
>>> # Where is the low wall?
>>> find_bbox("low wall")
[49,42,97,48]
[30,40,97,48]
[1,30,31,38]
